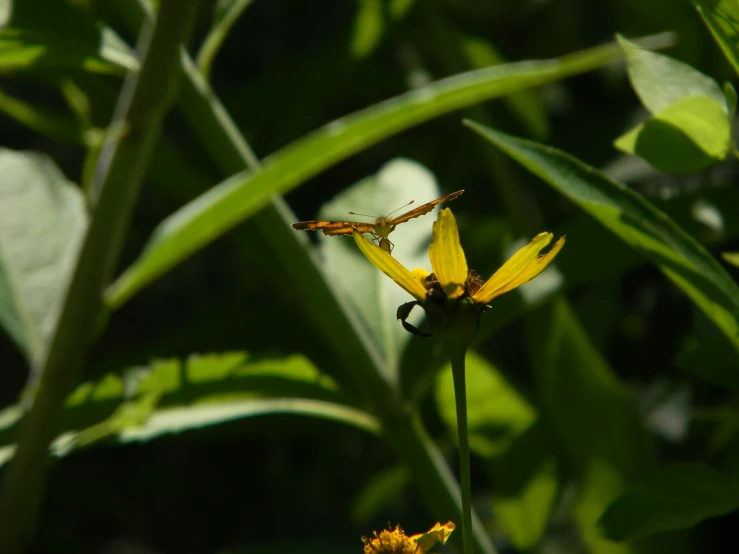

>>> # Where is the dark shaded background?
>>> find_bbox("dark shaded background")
[2,0,739,552]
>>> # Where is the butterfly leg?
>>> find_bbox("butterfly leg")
[379,237,394,253]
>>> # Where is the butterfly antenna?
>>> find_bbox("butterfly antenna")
[347,211,378,219]
[385,200,414,217]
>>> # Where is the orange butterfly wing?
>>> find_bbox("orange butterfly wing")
[292,189,463,238]
[291,220,375,236]
[388,189,464,225]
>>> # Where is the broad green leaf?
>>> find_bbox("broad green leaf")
[319,159,444,377]
[436,351,536,458]
[527,297,658,553]
[598,464,739,541]
[488,421,559,551]
[614,95,730,172]
[105,36,669,309]
[617,35,726,114]
[0,149,88,366]
[0,352,374,466]
[695,0,739,78]
[466,121,739,355]
[495,456,558,550]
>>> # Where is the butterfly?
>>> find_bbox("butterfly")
[292,190,464,253]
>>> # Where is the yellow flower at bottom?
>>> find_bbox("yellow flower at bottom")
[362,521,455,554]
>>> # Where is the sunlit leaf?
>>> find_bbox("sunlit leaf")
[0,352,372,466]
[0,149,88,366]
[615,36,730,172]
[614,95,730,172]
[617,34,726,114]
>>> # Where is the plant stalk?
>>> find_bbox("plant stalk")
[0,2,200,552]
[449,343,474,554]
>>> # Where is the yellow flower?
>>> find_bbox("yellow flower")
[353,208,564,336]
[362,521,455,554]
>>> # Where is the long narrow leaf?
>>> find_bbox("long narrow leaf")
[465,120,739,353]
[106,34,672,308]
[695,0,739,78]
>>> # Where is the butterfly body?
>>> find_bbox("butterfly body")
[292,190,464,253]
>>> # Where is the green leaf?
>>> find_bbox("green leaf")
[0,149,88,366]
[0,352,375,466]
[724,82,737,122]
[598,464,739,541]
[676,333,739,389]
[436,351,536,458]
[526,297,658,553]
[0,88,85,144]
[695,0,739,78]
[105,36,667,309]
[724,251,739,268]
[488,422,559,551]
[196,0,255,80]
[460,34,549,139]
[617,34,726,114]
[351,464,409,524]
[0,28,136,75]
[614,95,730,172]
[319,159,445,376]
[0,0,137,74]
[465,120,739,356]
[351,0,385,59]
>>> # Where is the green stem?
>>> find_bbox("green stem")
[0,2,200,552]
[449,343,474,554]
[196,0,256,81]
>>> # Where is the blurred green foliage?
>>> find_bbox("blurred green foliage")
[1,0,739,553]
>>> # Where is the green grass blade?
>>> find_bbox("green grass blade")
[465,120,739,354]
[695,0,739,78]
[196,0,256,81]
[106,34,671,309]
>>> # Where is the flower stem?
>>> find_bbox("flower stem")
[449,343,474,554]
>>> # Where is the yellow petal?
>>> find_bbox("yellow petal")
[353,230,426,301]
[429,208,468,299]
[410,521,455,553]
[472,233,565,304]
[411,268,431,280]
